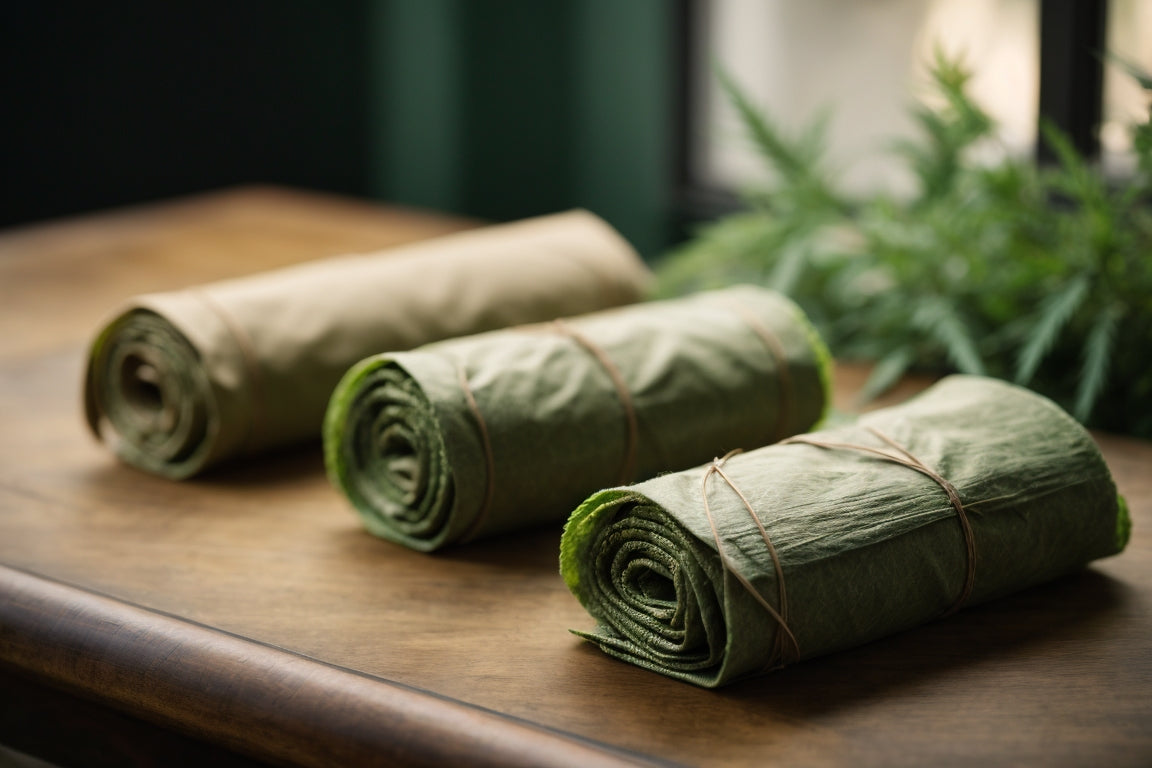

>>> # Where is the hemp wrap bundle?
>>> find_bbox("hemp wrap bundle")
[560,375,1130,687]
[84,210,651,478]
[324,285,831,551]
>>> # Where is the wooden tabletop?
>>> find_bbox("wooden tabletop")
[1,187,1150,767]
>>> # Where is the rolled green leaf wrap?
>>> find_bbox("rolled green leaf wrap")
[560,375,1130,687]
[84,210,650,478]
[324,286,832,551]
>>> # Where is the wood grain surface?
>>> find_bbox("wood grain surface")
[1,187,1150,767]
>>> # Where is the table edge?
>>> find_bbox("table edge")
[0,564,665,768]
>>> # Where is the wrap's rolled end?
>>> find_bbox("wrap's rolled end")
[84,309,220,479]
[324,355,462,552]
[559,487,732,688]
[559,489,622,606]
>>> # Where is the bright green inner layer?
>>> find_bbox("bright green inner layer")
[324,358,455,551]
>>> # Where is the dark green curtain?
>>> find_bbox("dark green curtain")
[0,4,373,227]
[370,0,675,258]
[3,1,677,257]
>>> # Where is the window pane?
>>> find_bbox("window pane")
[693,0,1039,198]
[1102,0,1152,174]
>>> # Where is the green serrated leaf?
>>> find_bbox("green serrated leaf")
[1014,276,1090,384]
[858,346,915,403]
[655,48,1152,438]
[1106,51,1152,91]
[913,299,986,375]
[1074,306,1120,422]
[1040,120,1101,201]
[765,242,807,295]
[714,64,806,182]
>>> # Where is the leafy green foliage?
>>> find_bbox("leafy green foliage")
[656,53,1152,437]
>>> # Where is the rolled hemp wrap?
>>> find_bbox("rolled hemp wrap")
[560,375,1131,687]
[84,210,650,478]
[324,286,832,551]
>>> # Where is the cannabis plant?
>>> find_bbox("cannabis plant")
[657,51,1152,438]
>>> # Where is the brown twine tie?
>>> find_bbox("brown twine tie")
[453,322,640,542]
[701,450,800,669]
[728,303,793,444]
[781,426,977,616]
[551,320,639,485]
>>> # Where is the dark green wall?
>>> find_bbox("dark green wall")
[3,1,676,257]
[369,0,675,257]
[1,4,375,227]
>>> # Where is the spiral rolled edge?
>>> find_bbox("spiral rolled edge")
[324,357,456,551]
[85,310,217,479]
[560,489,733,687]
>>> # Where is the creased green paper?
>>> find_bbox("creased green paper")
[560,375,1129,687]
[84,210,650,478]
[325,286,831,550]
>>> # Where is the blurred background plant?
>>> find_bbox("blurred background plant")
[656,50,1152,438]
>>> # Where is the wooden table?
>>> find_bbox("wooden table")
[2,188,1150,767]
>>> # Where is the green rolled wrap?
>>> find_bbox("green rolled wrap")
[560,375,1130,687]
[324,286,832,551]
[84,210,650,478]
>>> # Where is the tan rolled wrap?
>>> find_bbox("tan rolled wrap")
[84,210,651,478]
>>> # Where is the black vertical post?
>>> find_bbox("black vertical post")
[1037,0,1109,163]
